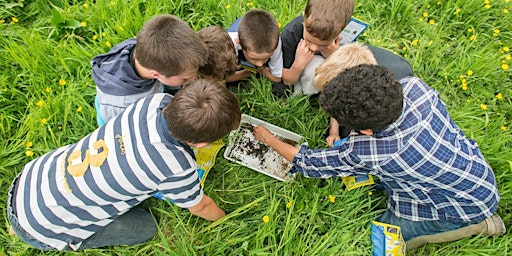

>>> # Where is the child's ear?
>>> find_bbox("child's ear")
[148,70,161,79]
[235,38,240,45]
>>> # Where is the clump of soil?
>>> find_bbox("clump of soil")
[225,122,300,180]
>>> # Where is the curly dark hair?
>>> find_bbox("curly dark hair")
[320,64,403,131]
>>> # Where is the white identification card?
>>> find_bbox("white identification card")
[339,17,369,45]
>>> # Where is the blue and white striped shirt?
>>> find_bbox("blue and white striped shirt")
[13,93,202,250]
[291,77,499,223]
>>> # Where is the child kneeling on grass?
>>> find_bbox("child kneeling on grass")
[7,80,241,251]
[253,62,505,251]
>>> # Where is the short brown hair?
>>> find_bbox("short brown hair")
[314,42,377,90]
[197,26,238,81]
[135,14,207,77]
[304,0,355,40]
[164,79,242,143]
[238,9,280,53]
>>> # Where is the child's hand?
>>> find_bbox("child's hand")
[294,39,314,69]
[326,134,341,147]
[253,125,275,144]
[319,36,340,58]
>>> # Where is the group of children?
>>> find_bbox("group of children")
[7,0,505,252]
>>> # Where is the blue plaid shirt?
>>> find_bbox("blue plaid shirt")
[292,77,499,223]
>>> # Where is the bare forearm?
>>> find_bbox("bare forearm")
[188,195,226,221]
[265,136,300,162]
[226,70,251,83]
[282,65,304,85]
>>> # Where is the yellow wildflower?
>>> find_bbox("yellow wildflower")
[493,29,500,37]
[26,141,33,147]
[480,104,487,110]
[41,118,48,124]
[467,70,474,76]
[468,28,473,33]
[247,2,254,7]
[506,0,510,3]
[459,74,465,79]
[462,78,467,84]
[329,195,336,203]
[428,40,433,46]
[368,191,373,196]
[503,46,510,52]
[45,87,51,93]
[429,19,435,25]
[485,4,491,9]
[83,3,89,8]
[225,4,231,9]
[59,79,66,86]
[106,41,111,47]
[118,26,124,31]
[92,34,98,40]
[502,63,509,70]
[411,39,419,46]
[81,21,87,27]
[11,17,19,24]
[25,150,34,157]
[419,17,424,22]
[462,83,468,90]
[496,93,503,100]
[470,34,476,40]
[278,22,281,28]
[501,125,507,131]
[484,0,490,3]
[0,20,5,24]
[77,106,83,112]
[437,1,441,5]
[506,54,511,60]
[454,8,461,14]
[36,100,45,107]
[423,12,429,17]
[504,9,509,13]
[286,200,293,208]
[262,215,269,223]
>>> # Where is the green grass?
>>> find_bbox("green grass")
[1,0,511,255]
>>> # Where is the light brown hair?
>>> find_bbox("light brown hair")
[238,9,280,53]
[164,79,242,143]
[197,26,238,81]
[314,42,377,91]
[135,14,207,77]
[304,0,355,40]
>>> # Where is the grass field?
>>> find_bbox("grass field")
[1,0,511,255]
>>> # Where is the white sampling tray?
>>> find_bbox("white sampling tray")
[224,114,304,181]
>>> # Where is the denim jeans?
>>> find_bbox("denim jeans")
[7,175,157,251]
[377,209,471,242]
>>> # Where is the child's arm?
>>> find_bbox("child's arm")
[282,39,314,85]
[226,69,252,83]
[258,67,282,83]
[253,125,299,162]
[326,117,341,147]
[188,194,226,221]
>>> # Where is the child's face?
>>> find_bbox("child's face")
[242,50,273,67]
[302,27,335,52]
[158,68,198,86]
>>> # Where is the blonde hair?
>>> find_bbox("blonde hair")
[313,42,377,91]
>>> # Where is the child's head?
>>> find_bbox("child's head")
[197,26,238,81]
[303,0,355,52]
[237,9,280,67]
[320,64,403,131]
[164,79,242,144]
[313,42,377,91]
[134,14,207,86]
